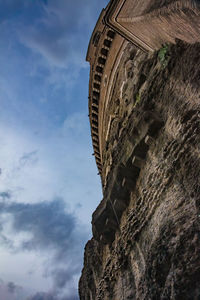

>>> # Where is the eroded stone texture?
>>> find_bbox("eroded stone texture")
[79,41,200,300]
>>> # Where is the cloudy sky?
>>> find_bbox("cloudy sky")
[0,1,109,299]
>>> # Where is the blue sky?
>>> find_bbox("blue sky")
[0,1,109,299]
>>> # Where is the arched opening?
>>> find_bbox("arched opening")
[104,39,112,48]
[94,145,99,152]
[92,120,98,127]
[93,136,99,143]
[94,74,101,82]
[93,83,100,90]
[92,113,98,121]
[107,30,115,39]
[93,133,98,139]
[93,91,99,99]
[94,151,100,157]
[92,127,98,134]
[92,106,98,113]
[92,31,101,47]
[96,66,103,73]
[101,48,108,57]
[92,99,98,105]
[98,57,106,65]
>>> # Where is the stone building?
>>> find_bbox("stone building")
[80,0,200,299]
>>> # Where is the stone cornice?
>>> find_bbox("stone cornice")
[88,26,117,175]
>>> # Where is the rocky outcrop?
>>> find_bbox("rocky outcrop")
[79,41,200,300]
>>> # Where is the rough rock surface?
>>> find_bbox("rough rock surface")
[79,41,200,300]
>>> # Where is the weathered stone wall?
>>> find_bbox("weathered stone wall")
[105,0,200,51]
[79,41,200,300]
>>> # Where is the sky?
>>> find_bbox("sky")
[0,1,109,299]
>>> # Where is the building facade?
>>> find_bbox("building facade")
[80,1,200,299]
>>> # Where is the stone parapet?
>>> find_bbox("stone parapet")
[87,8,125,176]
[87,0,200,178]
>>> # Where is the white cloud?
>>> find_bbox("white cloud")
[17,0,108,70]
[0,1,108,299]
[62,112,88,137]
